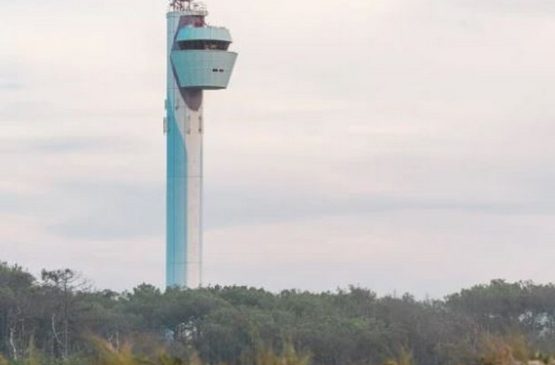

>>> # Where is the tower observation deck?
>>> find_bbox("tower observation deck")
[165,0,237,288]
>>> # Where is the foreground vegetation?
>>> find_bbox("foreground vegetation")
[3,262,555,365]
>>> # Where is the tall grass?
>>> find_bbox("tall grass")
[475,334,555,365]
[255,345,310,365]
[1,336,555,365]
[383,349,414,365]
[90,340,310,365]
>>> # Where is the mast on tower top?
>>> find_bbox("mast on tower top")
[169,0,208,14]
[169,0,189,11]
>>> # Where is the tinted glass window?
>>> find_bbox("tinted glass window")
[178,40,230,51]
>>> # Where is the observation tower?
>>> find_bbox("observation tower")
[165,0,237,288]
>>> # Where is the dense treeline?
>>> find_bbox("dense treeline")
[2,262,555,365]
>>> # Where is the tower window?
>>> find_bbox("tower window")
[178,40,230,51]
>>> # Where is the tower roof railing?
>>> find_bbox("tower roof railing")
[169,0,208,15]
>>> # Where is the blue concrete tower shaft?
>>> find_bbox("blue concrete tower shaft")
[166,1,237,288]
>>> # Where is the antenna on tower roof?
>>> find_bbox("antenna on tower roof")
[169,0,207,14]
[169,0,190,11]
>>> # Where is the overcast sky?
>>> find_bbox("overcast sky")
[1,0,555,297]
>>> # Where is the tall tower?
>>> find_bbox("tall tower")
[165,0,237,288]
